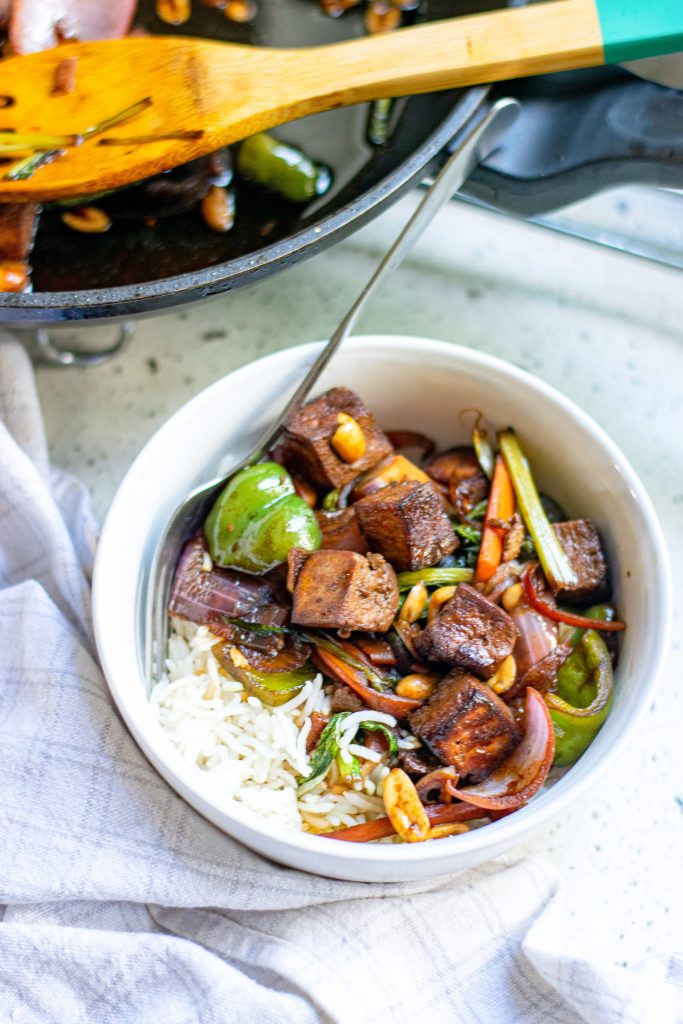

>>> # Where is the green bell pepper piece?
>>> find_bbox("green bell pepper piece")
[217,645,313,707]
[547,629,614,767]
[204,462,321,573]
[567,603,617,648]
[239,663,313,707]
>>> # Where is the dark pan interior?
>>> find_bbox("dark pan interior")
[3,0,506,322]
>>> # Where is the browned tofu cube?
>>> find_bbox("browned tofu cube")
[316,508,368,555]
[552,519,609,605]
[414,583,516,675]
[354,480,458,572]
[281,387,393,490]
[289,549,399,632]
[409,670,521,782]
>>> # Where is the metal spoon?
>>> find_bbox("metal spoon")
[145,94,519,685]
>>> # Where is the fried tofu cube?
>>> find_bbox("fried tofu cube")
[281,387,393,490]
[316,508,368,555]
[552,519,609,605]
[354,480,457,572]
[354,480,457,573]
[409,670,520,782]
[414,583,516,675]
[288,548,399,632]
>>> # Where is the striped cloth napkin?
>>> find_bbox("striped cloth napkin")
[0,334,680,1024]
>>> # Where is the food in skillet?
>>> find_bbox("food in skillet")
[151,387,625,843]
[0,0,413,292]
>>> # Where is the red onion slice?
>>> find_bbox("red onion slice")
[510,603,558,676]
[10,0,137,54]
[385,430,436,461]
[505,641,572,701]
[169,535,288,627]
[415,766,460,804]
[452,688,555,810]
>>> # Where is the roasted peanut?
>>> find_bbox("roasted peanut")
[229,646,249,669]
[0,260,29,293]
[224,0,256,21]
[427,822,471,840]
[331,412,366,463]
[398,582,427,624]
[156,0,191,24]
[200,185,235,233]
[427,585,456,624]
[501,582,523,612]
[488,654,517,695]
[365,0,400,33]
[61,206,111,234]
[382,768,430,842]
[395,673,438,700]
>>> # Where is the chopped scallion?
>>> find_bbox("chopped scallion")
[498,429,577,588]
[396,568,473,591]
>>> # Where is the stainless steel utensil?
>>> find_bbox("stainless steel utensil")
[145,94,519,686]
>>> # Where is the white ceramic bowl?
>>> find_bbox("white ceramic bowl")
[93,335,671,882]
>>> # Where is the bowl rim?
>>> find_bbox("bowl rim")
[93,334,673,867]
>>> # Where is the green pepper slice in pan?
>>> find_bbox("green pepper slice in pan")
[237,133,332,203]
[205,461,321,573]
[546,629,614,767]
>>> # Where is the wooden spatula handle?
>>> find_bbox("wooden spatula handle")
[290,0,604,112]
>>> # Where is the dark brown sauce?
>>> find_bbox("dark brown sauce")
[29,0,506,293]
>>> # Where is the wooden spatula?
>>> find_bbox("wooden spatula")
[1,0,681,201]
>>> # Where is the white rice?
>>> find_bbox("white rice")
[150,618,392,833]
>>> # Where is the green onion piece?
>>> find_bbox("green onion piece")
[299,630,388,693]
[81,97,153,141]
[97,130,204,146]
[498,429,577,588]
[396,568,473,591]
[0,131,80,148]
[297,712,350,795]
[452,523,482,545]
[367,97,395,146]
[336,748,362,784]
[224,617,288,636]
[4,149,64,181]
[468,499,488,521]
[473,427,495,480]
[359,721,398,757]
[0,145,41,157]
[57,188,119,208]
[322,489,340,511]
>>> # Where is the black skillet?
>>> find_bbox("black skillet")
[0,0,507,327]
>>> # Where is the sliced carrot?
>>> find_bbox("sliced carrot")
[475,454,515,583]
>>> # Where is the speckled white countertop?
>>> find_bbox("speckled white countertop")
[33,190,683,969]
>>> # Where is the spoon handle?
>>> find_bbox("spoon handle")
[253,94,520,458]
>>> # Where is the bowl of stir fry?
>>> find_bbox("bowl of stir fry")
[93,336,671,881]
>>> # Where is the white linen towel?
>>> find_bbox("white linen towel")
[0,334,680,1024]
